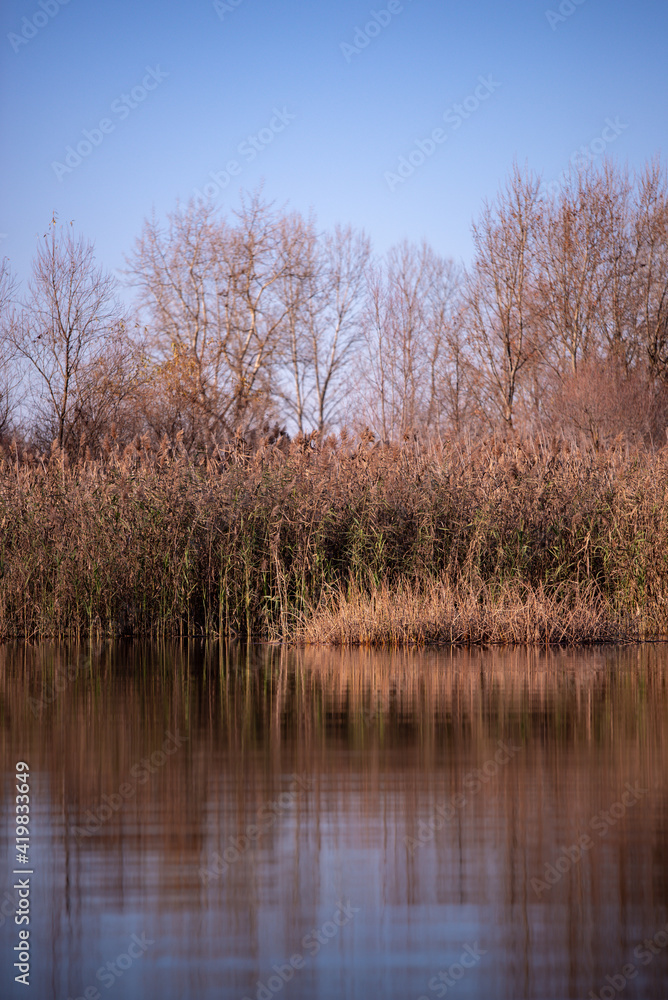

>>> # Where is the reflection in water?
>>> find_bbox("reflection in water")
[1,643,668,998]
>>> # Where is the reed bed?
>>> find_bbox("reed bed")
[0,435,666,644]
[298,579,633,646]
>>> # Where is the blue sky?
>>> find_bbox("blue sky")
[0,0,666,293]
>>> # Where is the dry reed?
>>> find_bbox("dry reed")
[0,435,665,643]
[298,578,632,646]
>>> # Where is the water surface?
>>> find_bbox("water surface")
[1,642,668,999]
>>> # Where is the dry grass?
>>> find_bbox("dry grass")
[0,433,666,643]
[297,578,635,646]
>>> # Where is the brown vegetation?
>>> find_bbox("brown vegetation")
[1,158,667,455]
[0,434,665,643]
[1,159,667,643]
[299,579,629,646]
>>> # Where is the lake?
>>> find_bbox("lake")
[1,642,668,999]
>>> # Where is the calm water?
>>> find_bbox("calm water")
[1,642,668,1000]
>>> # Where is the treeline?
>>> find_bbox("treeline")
[0,156,667,456]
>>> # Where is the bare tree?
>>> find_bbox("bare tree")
[423,266,471,437]
[592,158,668,381]
[553,354,668,450]
[10,218,126,451]
[536,158,668,444]
[278,221,371,434]
[465,165,543,431]
[536,164,618,377]
[215,192,298,431]
[274,212,318,435]
[127,191,307,444]
[358,240,462,440]
[633,158,668,381]
[0,258,20,440]
[125,199,224,445]
[66,320,151,454]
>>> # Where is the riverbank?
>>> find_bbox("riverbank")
[0,436,665,643]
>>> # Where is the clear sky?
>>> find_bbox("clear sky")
[0,0,666,292]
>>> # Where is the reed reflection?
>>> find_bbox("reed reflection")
[1,642,667,999]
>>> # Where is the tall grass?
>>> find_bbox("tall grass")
[0,435,666,643]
